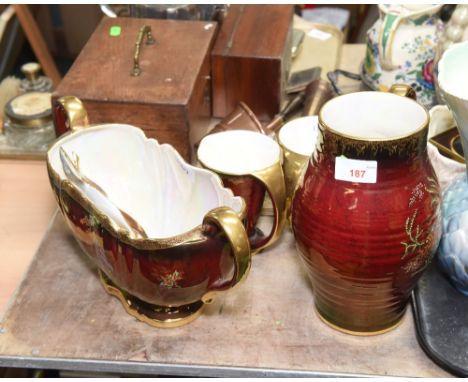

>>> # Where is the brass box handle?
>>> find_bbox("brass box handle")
[131,25,155,77]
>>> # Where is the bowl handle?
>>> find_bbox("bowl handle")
[201,207,251,304]
[53,95,89,136]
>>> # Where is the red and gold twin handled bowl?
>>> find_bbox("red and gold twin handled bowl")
[48,96,252,327]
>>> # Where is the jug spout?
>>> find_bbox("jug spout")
[438,41,468,174]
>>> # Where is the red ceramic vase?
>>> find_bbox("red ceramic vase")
[291,91,442,335]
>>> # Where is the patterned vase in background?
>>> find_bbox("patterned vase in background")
[363,4,443,108]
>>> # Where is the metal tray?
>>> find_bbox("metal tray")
[291,17,344,81]
[412,260,468,377]
[429,127,465,164]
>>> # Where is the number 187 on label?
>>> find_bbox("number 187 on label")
[335,157,378,184]
[350,169,366,178]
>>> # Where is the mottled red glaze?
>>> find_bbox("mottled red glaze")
[50,181,238,308]
[222,174,270,250]
[292,136,441,333]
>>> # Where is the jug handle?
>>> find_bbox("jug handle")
[389,84,417,100]
[201,207,251,304]
[378,12,402,70]
[250,161,287,253]
[53,96,89,136]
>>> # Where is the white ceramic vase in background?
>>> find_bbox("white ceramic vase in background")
[438,40,468,171]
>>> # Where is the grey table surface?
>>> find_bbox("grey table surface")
[0,212,450,377]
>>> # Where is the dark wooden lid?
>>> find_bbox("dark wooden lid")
[54,17,217,105]
[212,5,293,59]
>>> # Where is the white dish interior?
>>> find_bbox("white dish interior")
[278,116,318,156]
[48,124,243,239]
[198,130,281,175]
[438,41,468,100]
[320,92,428,140]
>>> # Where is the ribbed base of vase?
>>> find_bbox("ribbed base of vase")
[315,305,405,336]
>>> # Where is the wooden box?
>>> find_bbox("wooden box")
[53,17,217,162]
[211,5,294,121]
